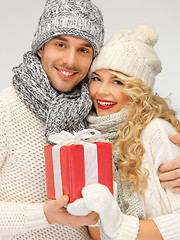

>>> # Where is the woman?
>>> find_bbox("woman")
[68,24,180,239]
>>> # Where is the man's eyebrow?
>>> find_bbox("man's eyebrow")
[54,36,68,42]
[54,36,92,48]
[81,42,93,48]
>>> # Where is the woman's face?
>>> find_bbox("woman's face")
[89,69,129,117]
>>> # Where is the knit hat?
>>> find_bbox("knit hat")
[89,24,162,88]
[31,0,104,57]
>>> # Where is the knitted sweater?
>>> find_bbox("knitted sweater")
[0,86,92,240]
[87,110,180,240]
[142,118,180,239]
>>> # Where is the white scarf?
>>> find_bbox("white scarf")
[87,107,128,144]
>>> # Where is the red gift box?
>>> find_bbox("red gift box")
[44,141,113,203]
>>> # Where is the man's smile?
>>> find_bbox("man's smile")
[56,67,78,79]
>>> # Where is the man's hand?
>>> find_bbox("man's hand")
[158,134,180,193]
[43,195,99,228]
[169,134,180,146]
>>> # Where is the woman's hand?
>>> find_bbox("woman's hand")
[82,184,139,239]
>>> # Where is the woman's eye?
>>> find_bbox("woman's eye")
[114,80,123,85]
[91,76,101,82]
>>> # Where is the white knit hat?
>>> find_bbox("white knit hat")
[89,24,162,88]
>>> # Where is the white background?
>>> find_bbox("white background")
[0,0,180,117]
[0,1,179,237]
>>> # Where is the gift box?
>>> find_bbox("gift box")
[44,129,113,203]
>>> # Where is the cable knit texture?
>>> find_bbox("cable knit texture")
[31,0,104,57]
[87,110,180,239]
[142,118,180,240]
[0,86,92,240]
[89,24,162,88]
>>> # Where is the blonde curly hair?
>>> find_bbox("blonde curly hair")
[111,70,180,195]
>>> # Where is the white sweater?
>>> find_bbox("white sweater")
[0,86,92,240]
[141,118,180,239]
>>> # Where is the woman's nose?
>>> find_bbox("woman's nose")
[97,83,110,96]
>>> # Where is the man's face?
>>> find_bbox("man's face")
[37,35,93,92]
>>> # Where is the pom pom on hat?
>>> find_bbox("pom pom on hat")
[31,0,104,57]
[134,24,158,46]
[89,24,162,88]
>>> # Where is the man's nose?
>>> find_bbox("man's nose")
[62,49,77,67]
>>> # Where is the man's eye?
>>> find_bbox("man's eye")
[114,80,123,85]
[79,48,89,53]
[57,43,65,48]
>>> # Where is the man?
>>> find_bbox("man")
[0,0,104,239]
[0,0,179,240]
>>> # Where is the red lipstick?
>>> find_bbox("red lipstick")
[97,99,117,110]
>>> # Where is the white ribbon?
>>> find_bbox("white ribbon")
[84,144,98,186]
[48,129,103,145]
[52,145,63,198]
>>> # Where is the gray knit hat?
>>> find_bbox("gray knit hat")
[31,0,104,57]
[89,24,162,88]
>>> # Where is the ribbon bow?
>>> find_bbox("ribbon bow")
[48,129,103,145]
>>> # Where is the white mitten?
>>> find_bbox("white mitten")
[82,183,139,240]
[67,197,100,227]
[67,181,118,216]
[113,180,118,201]
[67,198,91,216]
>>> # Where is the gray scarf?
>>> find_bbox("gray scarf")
[12,51,92,140]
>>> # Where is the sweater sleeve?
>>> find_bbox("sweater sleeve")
[0,99,9,167]
[0,98,49,235]
[142,118,180,240]
[0,201,49,236]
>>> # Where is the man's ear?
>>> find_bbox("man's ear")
[37,47,43,58]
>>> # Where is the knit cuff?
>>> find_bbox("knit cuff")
[89,219,101,228]
[25,203,49,230]
[115,214,139,240]
[153,212,180,240]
